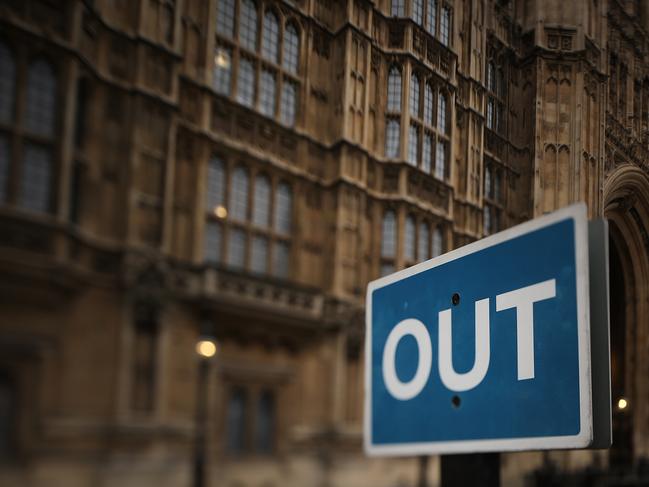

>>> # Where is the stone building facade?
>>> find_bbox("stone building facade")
[0,0,648,486]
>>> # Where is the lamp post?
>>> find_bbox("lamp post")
[193,336,217,487]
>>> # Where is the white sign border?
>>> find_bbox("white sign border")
[364,203,593,456]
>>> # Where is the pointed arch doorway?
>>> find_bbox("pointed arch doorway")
[604,164,649,467]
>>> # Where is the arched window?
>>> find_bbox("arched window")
[422,133,432,173]
[0,43,15,123]
[280,81,297,126]
[283,24,300,74]
[251,235,268,273]
[216,0,236,38]
[227,228,246,268]
[426,0,437,35]
[0,371,16,459]
[381,210,396,258]
[485,165,492,198]
[262,11,280,62]
[387,68,402,112]
[435,140,445,179]
[440,7,451,45]
[408,124,418,166]
[432,226,443,257]
[230,167,249,221]
[274,182,292,234]
[483,206,491,235]
[437,92,447,133]
[213,47,232,95]
[487,62,495,92]
[20,144,51,212]
[405,215,416,262]
[259,69,276,116]
[423,83,433,125]
[417,222,430,261]
[412,0,424,24]
[385,119,400,158]
[204,221,222,263]
[253,174,271,227]
[391,0,405,16]
[206,156,226,211]
[239,0,258,51]
[236,58,255,107]
[486,98,494,129]
[25,59,57,137]
[410,73,420,117]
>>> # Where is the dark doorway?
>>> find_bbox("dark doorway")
[609,230,633,469]
[440,453,500,487]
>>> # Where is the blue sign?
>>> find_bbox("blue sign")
[365,205,593,455]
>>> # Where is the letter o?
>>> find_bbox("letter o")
[382,319,432,400]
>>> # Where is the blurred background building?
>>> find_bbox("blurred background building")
[0,0,648,486]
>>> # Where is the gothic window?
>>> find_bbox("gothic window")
[255,390,276,453]
[483,205,491,234]
[216,0,236,38]
[486,98,494,129]
[206,156,226,211]
[204,221,223,263]
[25,60,57,137]
[259,69,276,116]
[283,24,300,74]
[432,226,443,257]
[0,43,15,123]
[440,6,451,45]
[131,304,159,412]
[20,144,51,213]
[487,62,495,91]
[385,119,400,158]
[0,137,8,203]
[381,210,396,276]
[485,164,492,198]
[273,240,290,277]
[253,174,271,227]
[227,227,246,268]
[274,182,292,234]
[205,160,292,278]
[381,210,396,258]
[280,81,297,126]
[486,58,505,134]
[417,221,430,261]
[213,46,232,94]
[237,58,256,106]
[239,0,258,51]
[426,0,437,35]
[423,83,433,125]
[387,67,402,112]
[435,140,445,179]
[408,123,419,166]
[391,0,405,16]
[437,92,447,132]
[226,387,248,454]
[404,215,416,263]
[251,235,268,273]
[412,0,424,24]
[230,166,249,221]
[422,133,433,173]
[410,73,420,117]
[262,10,280,63]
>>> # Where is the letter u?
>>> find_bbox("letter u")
[438,298,490,392]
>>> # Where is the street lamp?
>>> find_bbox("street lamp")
[193,323,217,487]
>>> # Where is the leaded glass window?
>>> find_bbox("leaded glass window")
[206,156,226,211]
[213,47,232,94]
[391,0,405,16]
[381,210,396,258]
[273,240,290,278]
[250,235,268,273]
[280,81,297,126]
[417,222,430,261]
[237,58,255,107]
[283,24,299,74]
[274,182,291,234]
[435,140,445,179]
[422,133,432,173]
[412,0,424,24]
[227,227,246,268]
[437,92,446,133]
[408,124,418,166]
[230,167,249,221]
[25,60,57,137]
[423,83,433,125]
[410,74,420,117]
[432,227,443,256]
[405,215,416,262]
[216,0,236,38]
[440,7,450,45]
[385,119,400,158]
[20,144,51,213]
[253,174,271,227]
[387,68,402,112]
[239,0,258,51]
[426,0,437,34]
[204,221,222,263]
[259,69,276,117]
[261,11,280,63]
